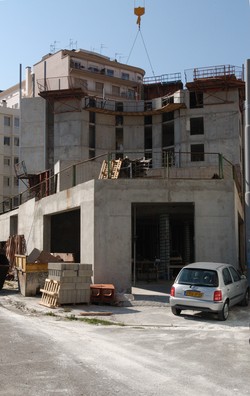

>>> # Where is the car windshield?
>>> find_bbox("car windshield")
[177,268,219,287]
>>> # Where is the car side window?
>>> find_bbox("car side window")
[229,267,241,282]
[222,268,233,285]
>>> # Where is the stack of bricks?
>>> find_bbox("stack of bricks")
[48,263,93,304]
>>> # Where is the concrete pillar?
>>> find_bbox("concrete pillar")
[183,221,191,264]
[244,59,250,285]
[159,214,170,279]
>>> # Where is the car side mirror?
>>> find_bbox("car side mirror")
[240,274,246,280]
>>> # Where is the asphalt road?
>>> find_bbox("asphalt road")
[0,301,250,396]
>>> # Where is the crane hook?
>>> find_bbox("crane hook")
[134,6,145,29]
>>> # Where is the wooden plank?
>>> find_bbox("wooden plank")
[17,263,48,273]
[99,160,108,179]
[40,289,59,297]
[80,312,113,316]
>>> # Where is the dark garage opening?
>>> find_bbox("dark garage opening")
[50,209,80,262]
[132,203,194,282]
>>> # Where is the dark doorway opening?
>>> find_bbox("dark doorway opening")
[132,203,194,282]
[50,209,80,262]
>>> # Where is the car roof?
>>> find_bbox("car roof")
[183,262,231,271]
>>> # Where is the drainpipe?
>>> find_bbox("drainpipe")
[244,59,250,285]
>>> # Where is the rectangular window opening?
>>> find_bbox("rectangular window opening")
[89,125,95,149]
[191,144,204,162]
[4,136,10,146]
[162,121,174,148]
[4,116,11,127]
[4,157,11,166]
[190,117,204,135]
[144,126,152,150]
[190,91,203,109]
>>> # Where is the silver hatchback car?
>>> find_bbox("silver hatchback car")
[170,262,249,320]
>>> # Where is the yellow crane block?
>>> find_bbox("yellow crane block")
[134,6,145,28]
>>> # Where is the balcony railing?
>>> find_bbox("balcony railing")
[0,151,242,215]
[144,73,182,85]
[185,65,244,84]
[84,91,185,113]
[37,76,88,93]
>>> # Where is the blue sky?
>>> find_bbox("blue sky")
[0,0,250,90]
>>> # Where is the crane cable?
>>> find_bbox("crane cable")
[139,29,155,78]
[126,28,155,79]
[126,29,140,65]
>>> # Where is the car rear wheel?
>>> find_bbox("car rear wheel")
[241,289,249,307]
[171,307,181,316]
[218,301,229,321]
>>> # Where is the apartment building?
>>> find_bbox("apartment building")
[0,73,30,206]
[0,98,20,205]
[0,50,246,291]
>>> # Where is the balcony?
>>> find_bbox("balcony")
[70,60,144,84]
[84,91,186,116]
[37,76,88,95]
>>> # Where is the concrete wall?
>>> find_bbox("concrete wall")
[20,97,46,174]
[0,179,242,291]
[180,90,242,166]
[33,51,69,96]
[0,178,240,292]
[92,179,240,291]
[20,86,243,177]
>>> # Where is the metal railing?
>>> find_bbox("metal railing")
[84,91,185,114]
[0,151,242,215]
[144,73,182,84]
[37,76,88,92]
[185,65,244,84]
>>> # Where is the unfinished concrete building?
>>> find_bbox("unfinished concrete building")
[0,49,245,291]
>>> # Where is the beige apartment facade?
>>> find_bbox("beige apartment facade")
[0,104,20,204]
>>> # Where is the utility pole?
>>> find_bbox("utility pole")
[244,59,250,285]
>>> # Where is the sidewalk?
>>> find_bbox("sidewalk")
[0,280,173,327]
[1,280,249,327]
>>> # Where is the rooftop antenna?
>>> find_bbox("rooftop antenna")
[69,39,77,50]
[100,44,107,54]
[119,55,127,63]
[50,41,60,54]
[114,52,122,61]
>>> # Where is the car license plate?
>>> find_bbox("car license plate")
[185,290,203,298]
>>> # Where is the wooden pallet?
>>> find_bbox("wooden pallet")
[39,279,60,308]
[99,159,122,179]
[111,159,122,179]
